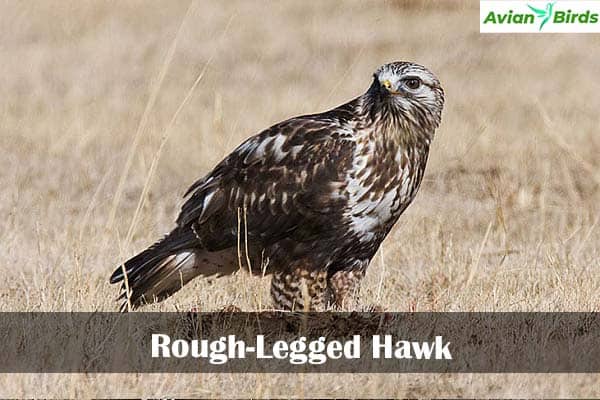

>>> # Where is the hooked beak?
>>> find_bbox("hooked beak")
[381,79,401,95]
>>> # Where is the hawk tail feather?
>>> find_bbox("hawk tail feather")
[110,228,199,311]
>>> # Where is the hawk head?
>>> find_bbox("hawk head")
[369,61,445,133]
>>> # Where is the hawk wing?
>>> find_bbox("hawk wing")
[176,116,356,251]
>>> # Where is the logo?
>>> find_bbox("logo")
[528,2,555,31]
[481,0,600,32]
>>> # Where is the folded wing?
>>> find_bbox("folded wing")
[176,116,356,252]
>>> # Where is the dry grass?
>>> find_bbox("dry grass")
[1,0,599,397]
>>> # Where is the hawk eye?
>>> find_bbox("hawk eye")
[404,78,421,90]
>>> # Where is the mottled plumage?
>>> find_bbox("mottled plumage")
[110,61,444,311]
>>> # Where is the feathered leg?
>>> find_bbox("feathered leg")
[270,265,329,311]
[329,269,365,310]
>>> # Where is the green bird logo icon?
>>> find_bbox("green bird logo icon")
[528,2,556,31]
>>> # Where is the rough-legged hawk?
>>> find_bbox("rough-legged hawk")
[110,61,445,311]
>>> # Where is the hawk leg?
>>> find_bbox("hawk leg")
[329,269,365,310]
[270,266,329,311]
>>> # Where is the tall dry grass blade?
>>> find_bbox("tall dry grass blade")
[466,219,494,288]
[243,206,253,274]
[114,1,196,312]
[236,207,243,271]
[123,12,236,248]
[108,1,196,232]
[118,12,235,311]
[375,244,386,303]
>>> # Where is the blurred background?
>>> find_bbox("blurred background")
[1,0,599,397]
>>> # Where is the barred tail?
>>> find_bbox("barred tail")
[109,228,199,311]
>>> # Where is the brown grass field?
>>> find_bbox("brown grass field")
[1,0,600,397]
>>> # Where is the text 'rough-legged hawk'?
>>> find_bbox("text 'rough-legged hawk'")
[110,61,445,311]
